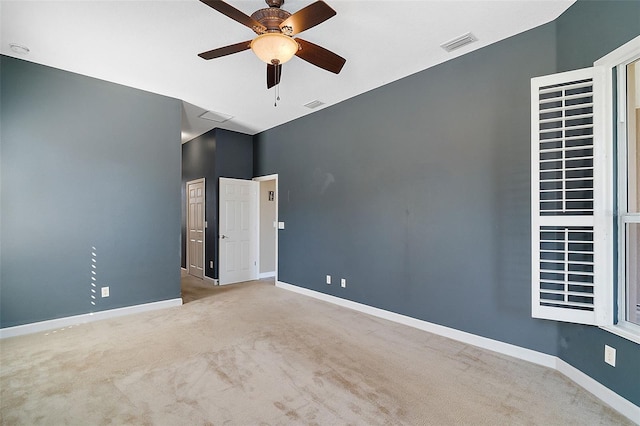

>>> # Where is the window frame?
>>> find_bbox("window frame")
[594,36,640,344]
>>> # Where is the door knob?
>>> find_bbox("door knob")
[220,234,228,239]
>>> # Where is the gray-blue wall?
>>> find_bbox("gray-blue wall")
[255,21,560,355]
[181,128,253,278]
[1,56,182,328]
[182,130,216,276]
[254,0,640,406]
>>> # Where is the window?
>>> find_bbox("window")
[531,36,640,342]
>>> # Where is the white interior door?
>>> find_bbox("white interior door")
[219,178,258,285]
[187,178,205,279]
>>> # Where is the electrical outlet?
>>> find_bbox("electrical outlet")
[326,275,331,284]
[341,278,346,288]
[604,345,616,367]
[210,261,214,269]
[101,286,109,298]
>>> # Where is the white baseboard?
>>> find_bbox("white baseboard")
[555,359,640,422]
[0,298,183,339]
[276,281,639,423]
[204,276,218,285]
[259,271,276,279]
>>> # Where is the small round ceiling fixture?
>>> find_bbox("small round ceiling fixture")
[9,44,30,55]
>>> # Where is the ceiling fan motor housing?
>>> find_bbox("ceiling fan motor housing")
[251,7,291,33]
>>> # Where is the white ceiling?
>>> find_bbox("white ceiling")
[1,0,574,142]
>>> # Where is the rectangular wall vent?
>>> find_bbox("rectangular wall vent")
[199,110,233,123]
[304,100,325,109]
[440,32,477,52]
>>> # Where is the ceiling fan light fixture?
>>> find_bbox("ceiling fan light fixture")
[250,33,298,65]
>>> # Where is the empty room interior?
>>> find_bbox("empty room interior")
[1,0,639,424]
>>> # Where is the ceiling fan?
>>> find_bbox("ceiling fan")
[198,0,346,89]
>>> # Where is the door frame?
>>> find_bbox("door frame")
[186,178,205,279]
[253,174,279,282]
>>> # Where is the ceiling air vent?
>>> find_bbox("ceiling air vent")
[440,32,477,53]
[199,110,233,123]
[304,100,325,109]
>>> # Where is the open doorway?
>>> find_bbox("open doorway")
[254,174,278,281]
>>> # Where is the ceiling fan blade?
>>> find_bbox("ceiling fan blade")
[267,63,282,89]
[295,38,345,74]
[279,1,336,36]
[198,40,252,60]
[200,0,266,33]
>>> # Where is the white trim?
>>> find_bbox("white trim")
[252,174,279,181]
[556,359,640,422]
[276,280,639,423]
[600,324,640,345]
[259,271,276,279]
[593,63,614,326]
[203,275,218,285]
[253,174,279,283]
[594,35,640,68]
[0,298,183,339]
[276,282,555,367]
[181,267,188,272]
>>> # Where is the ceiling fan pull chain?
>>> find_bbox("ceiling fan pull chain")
[274,85,278,107]
[274,64,281,107]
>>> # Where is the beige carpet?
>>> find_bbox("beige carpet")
[0,274,633,425]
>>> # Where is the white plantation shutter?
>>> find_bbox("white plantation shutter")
[531,67,612,325]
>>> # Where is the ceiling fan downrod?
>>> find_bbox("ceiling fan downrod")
[265,0,284,6]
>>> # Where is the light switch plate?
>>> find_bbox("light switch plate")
[326,275,331,284]
[278,222,285,229]
[101,287,109,298]
[341,278,346,288]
